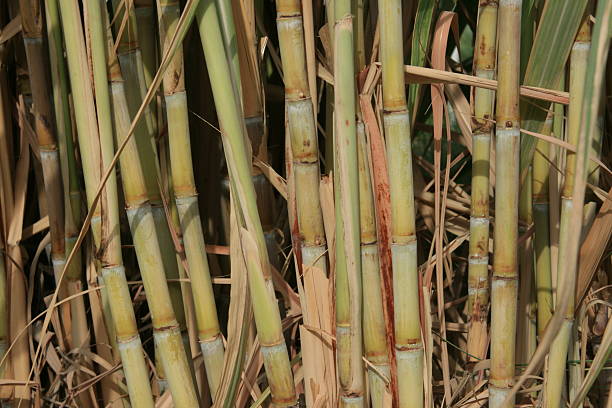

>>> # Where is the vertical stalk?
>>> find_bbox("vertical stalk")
[157,0,225,397]
[195,0,297,404]
[274,0,327,272]
[489,1,521,407]
[19,0,66,318]
[378,0,422,406]
[0,252,6,382]
[112,0,189,349]
[106,27,201,408]
[334,0,364,405]
[517,167,536,364]
[45,0,88,351]
[216,0,241,97]
[358,123,390,406]
[324,0,335,174]
[0,39,9,394]
[135,0,158,134]
[221,0,277,263]
[58,0,155,406]
[467,0,497,364]
[543,16,591,408]
[532,114,553,338]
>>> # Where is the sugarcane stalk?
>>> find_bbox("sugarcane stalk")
[378,0,423,405]
[157,0,225,398]
[135,0,158,134]
[549,71,565,303]
[0,252,6,381]
[489,1,521,407]
[466,0,498,364]
[57,1,155,406]
[274,0,327,272]
[106,20,201,408]
[543,15,591,408]
[0,38,29,406]
[532,114,553,338]
[358,122,390,406]
[111,0,189,351]
[324,0,335,174]
[0,34,9,388]
[216,0,241,98]
[45,0,90,353]
[333,0,364,405]
[517,167,536,364]
[220,0,277,263]
[195,0,297,404]
[19,0,67,332]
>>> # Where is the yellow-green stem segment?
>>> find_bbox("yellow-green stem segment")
[157,0,225,398]
[111,0,189,344]
[334,0,364,404]
[358,123,390,406]
[378,0,423,405]
[195,0,297,404]
[467,0,497,363]
[532,114,554,338]
[274,0,327,270]
[544,16,591,408]
[57,0,155,405]
[19,0,66,295]
[490,1,521,407]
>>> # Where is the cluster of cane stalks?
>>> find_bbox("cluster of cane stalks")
[0,0,610,407]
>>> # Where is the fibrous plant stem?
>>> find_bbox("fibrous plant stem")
[196,0,297,405]
[58,0,155,405]
[334,0,364,405]
[19,0,66,334]
[489,0,521,406]
[104,5,201,405]
[111,0,190,356]
[378,0,423,405]
[358,122,390,406]
[157,0,225,398]
[467,0,498,364]
[274,0,327,273]
[532,113,554,338]
[543,15,591,408]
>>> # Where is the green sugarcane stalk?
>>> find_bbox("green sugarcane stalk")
[274,0,327,272]
[543,16,591,408]
[19,0,66,322]
[45,0,80,248]
[135,0,158,135]
[44,0,91,359]
[104,11,201,407]
[358,122,390,407]
[218,0,277,264]
[21,9,92,403]
[334,0,364,405]
[517,167,536,364]
[195,0,297,405]
[532,114,554,338]
[466,0,498,364]
[216,0,241,98]
[111,0,189,351]
[58,0,156,405]
[378,0,422,406]
[489,1,521,407]
[324,0,335,174]
[156,0,225,398]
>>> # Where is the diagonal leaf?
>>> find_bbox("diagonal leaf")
[408,0,437,121]
[519,0,588,177]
